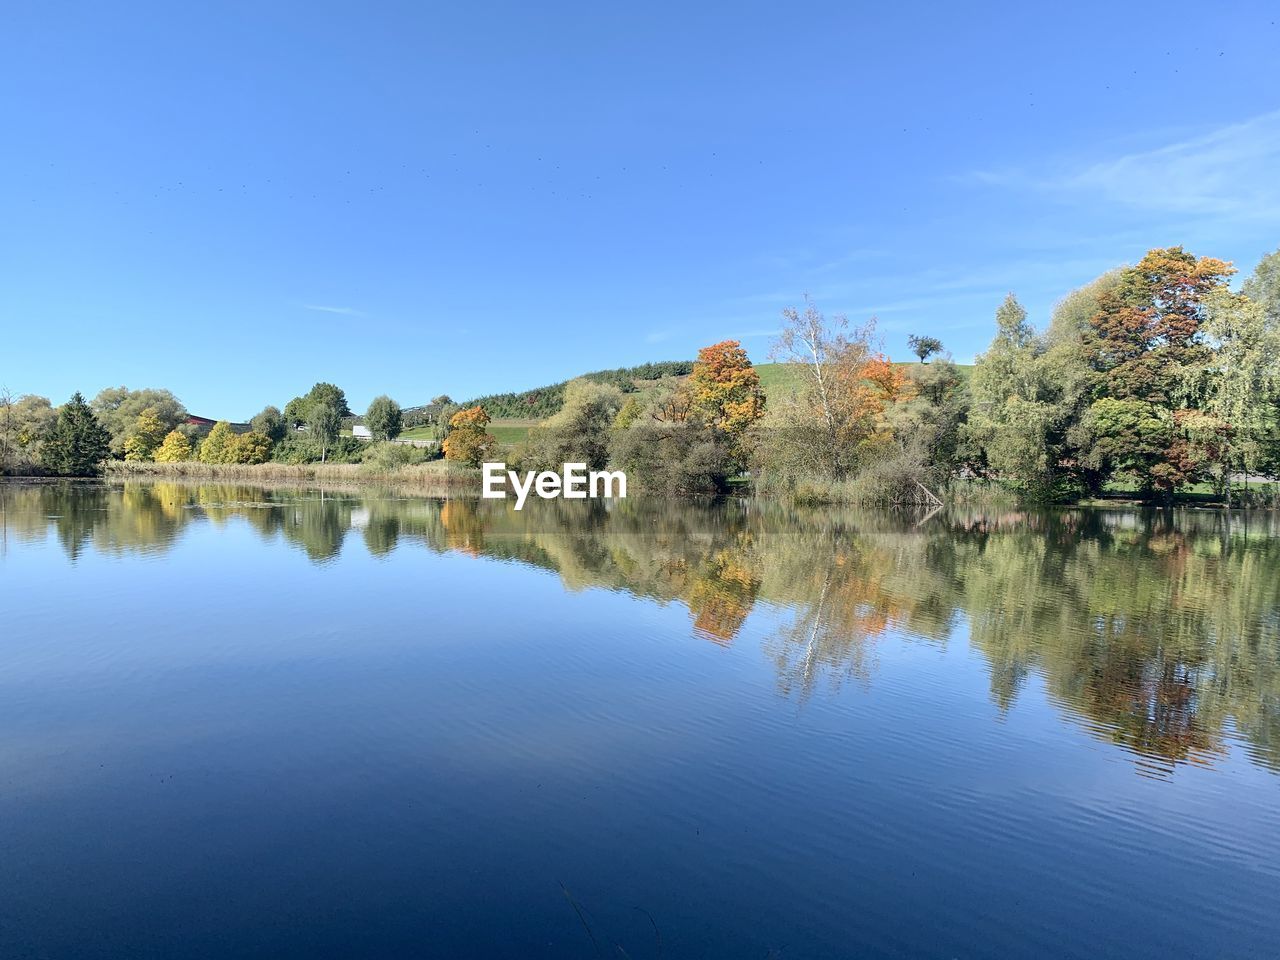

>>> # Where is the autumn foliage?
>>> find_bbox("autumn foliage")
[442,405,497,466]
[153,430,194,462]
[688,340,765,444]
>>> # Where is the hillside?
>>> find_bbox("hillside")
[411,359,972,448]
[454,361,694,420]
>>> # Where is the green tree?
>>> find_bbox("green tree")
[969,294,1056,495]
[888,358,969,485]
[365,395,404,441]
[199,421,236,464]
[42,392,111,476]
[307,403,341,462]
[250,405,288,443]
[1242,247,1280,324]
[285,382,351,427]
[519,379,621,471]
[968,291,1098,499]
[1,392,56,473]
[907,334,944,363]
[1192,283,1280,492]
[90,387,186,456]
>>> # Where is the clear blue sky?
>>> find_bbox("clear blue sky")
[3,1,1277,418]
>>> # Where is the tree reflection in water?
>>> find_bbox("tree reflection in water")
[5,481,1278,775]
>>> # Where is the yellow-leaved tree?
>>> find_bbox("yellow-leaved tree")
[123,407,168,461]
[198,421,235,464]
[153,430,194,462]
[227,431,272,464]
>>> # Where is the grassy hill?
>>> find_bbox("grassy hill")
[415,359,972,449]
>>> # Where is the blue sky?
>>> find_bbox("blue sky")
[3,1,1278,418]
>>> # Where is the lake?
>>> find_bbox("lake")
[2,482,1278,959]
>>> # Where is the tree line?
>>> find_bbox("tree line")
[4,244,1278,503]
[435,245,1280,504]
[449,361,695,420]
[0,381,417,476]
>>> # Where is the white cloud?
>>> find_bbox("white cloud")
[974,109,1280,220]
[302,304,365,316]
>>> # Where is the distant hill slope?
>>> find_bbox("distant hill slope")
[409,359,973,444]
[448,361,695,420]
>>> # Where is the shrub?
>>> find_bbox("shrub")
[360,441,429,470]
[226,431,273,464]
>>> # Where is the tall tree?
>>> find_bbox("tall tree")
[198,421,236,464]
[91,387,186,456]
[1,392,56,473]
[365,395,404,441]
[1192,273,1280,490]
[442,406,496,466]
[1080,247,1234,497]
[767,297,901,480]
[688,340,765,458]
[153,430,194,463]
[123,407,167,461]
[250,405,288,443]
[42,392,111,476]
[307,403,341,462]
[285,382,351,427]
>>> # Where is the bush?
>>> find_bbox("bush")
[360,442,430,470]
[610,419,731,494]
[227,431,273,464]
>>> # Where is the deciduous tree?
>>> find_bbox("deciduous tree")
[153,430,194,462]
[442,406,497,466]
[91,387,186,456]
[123,407,167,461]
[365,395,404,441]
[285,382,351,427]
[199,421,236,464]
[307,403,341,462]
[250,405,288,443]
[227,431,273,464]
[689,340,765,456]
[907,335,944,363]
[765,298,900,481]
[519,380,621,471]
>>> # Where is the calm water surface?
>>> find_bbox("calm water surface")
[2,482,1278,959]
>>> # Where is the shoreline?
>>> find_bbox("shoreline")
[2,464,1277,510]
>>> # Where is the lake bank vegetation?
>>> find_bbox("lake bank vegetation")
[4,245,1278,507]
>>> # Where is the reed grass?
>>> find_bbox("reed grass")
[105,458,479,491]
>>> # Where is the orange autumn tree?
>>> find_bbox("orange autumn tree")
[442,405,497,466]
[688,339,765,456]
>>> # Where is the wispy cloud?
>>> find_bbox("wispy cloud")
[972,109,1280,220]
[302,304,365,316]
